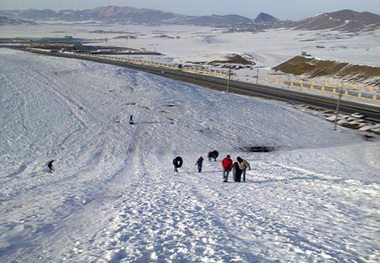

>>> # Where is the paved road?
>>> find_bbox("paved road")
[19,49,380,122]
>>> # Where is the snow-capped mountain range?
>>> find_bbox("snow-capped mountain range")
[1,6,379,32]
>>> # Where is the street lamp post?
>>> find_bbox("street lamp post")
[256,68,259,84]
[333,83,344,131]
[226,68,231,93]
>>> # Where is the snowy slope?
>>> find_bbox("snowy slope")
[0,48,379,262]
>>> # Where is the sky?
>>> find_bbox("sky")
[0,0,379,20]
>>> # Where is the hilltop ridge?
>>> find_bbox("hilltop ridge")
[287,9,380,32]
[1,6,379,33]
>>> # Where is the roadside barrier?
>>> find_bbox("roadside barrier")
[264,76,379,102]
[62,51,232,79]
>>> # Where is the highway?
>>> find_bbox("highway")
[19,48,380,122]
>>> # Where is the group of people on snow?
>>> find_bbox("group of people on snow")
[221,155,251,182]
[173,151,251,182]
[126,115,251,182]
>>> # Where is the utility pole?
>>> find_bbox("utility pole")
[333,83,343,131]
[226,68,231,93]
[256,68,259,84]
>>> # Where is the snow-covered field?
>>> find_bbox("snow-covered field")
[1,48,379,262]
[1,22,379,90]
[1,23,379,68]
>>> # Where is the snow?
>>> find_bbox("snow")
[1,22,379,92]
[1,47,379,262]
[1,23,379,68]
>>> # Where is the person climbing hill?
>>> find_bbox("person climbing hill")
[195,156,203,173]
[222,155,233,182]
[173,156,183,173]
[237,157,251,182]
[129,114,134,125]
[48,160,55,173]
[208,150,219,161]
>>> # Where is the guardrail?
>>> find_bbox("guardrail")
[264,76,380,102]
[51,50,233,79]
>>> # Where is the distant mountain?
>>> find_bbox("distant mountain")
[288,10,380,32]
[178,14,253,27]
[0,15,19,25]
[0,6,282,28]
[0,15,35,25]
[254,12,280,24]
[79,6,185,24]
[0,6,186,24]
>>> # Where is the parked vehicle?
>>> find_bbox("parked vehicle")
[351,112,365,119]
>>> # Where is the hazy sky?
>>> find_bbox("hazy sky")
[0,0,379,20]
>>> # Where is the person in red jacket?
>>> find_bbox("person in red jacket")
[222,155,233,182]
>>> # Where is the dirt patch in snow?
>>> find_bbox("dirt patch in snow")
[273,56,380,87]
[210,54,254,65]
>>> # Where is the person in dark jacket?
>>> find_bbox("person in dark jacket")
[208,150,219,161]
[222,155,233,182]
[208,151,213,161]
[195,156,203,173]
[211,151,219,161]
[48,160,55,173]
[129,115,134,125]
[173,156,183,173]
[237,157,251,182]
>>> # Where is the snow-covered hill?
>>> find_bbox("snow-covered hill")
[0,48,379,262]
